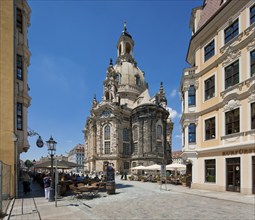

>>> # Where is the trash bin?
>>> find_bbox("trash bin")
[106,181,115,194]
[48,187,55,202]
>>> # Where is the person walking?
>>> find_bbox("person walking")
[43,173,51,200]
[22,171,30,194]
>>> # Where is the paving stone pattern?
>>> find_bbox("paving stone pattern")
[7,176,255,220]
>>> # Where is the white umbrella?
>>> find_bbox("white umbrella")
[131,165,146,170]
[166,163,186,177]
[143,164,161,170]
[166,163,186,170]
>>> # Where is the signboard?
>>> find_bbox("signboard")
[161,164,166,177]
[36,138,44,148]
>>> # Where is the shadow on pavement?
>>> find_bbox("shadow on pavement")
[18,180,45,199]
[116,183,133,189]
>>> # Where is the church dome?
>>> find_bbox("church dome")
[113,23,147,103]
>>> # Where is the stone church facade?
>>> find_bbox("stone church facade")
[83,24,174,173]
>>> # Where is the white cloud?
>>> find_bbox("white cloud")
[166,107,181,119]
[175,135,182,139]
[170,89,177,98]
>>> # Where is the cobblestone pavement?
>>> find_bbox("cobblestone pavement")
[7,176,255,220]
[56,178,255,220]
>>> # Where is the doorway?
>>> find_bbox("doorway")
[226,157,240,192]
[186,163,192,188]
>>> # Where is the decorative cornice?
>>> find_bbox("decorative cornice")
[220,33,243,54]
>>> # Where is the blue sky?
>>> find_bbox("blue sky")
[21,0,202,161]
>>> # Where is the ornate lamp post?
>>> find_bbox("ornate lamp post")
[46,136,57,202]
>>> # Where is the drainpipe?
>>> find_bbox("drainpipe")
[14,0,18,198]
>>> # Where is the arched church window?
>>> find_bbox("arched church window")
[123,128,130,155]
[119,44,122,56]
[132,126,138,154]
[157,125,162,140]
[105,91,110,100]
[135,75,141,86]
[104,125,111,154]
[115,73,121,84]
[104,141,110,154]
[126,42,131,54]
[123,128,129,141]
[104,125,110,140]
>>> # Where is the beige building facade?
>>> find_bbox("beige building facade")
[0,0,31,197]
[84,24,173,174]
[180,0,255,194]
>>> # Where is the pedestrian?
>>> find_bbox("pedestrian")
[43,173,51,200]
[124,171,127,180]
[120,170,123,180]
[22,171,30,194]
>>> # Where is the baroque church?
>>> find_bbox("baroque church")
[83,23,174,173]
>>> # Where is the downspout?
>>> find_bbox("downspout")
[13,0,18,198]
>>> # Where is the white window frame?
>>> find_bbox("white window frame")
[203,72,217,102]
[247,2,255,27]
[221,58,241,92]
[222,106,242,137]
[249,101,255,131]
[219,14,240,47]
[202,37,217,63]
[203,114,217,142]
[247,47,255,79]
[203,158,217,184]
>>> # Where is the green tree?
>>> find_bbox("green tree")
[24,160,33,168]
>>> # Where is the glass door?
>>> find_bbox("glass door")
[226,157,240,192]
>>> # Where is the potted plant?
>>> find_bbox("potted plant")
[181,176,187,186]
[156,175,161,184]
[140,176,146,182]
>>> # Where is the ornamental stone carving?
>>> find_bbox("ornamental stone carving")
[194,81,199,90]
[183,82,190,92]
[223,99,240,112]
[248,92,255,103]
[247,35,255,52]
[222,47,241,67]
[244,23,255,36]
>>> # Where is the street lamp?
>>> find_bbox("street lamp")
[46,136,57,202]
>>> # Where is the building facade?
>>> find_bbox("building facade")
[84,24,173,174]
[172,151,184,164]
[68,144,85,174]
[180,0,255,194]
[0,0,31,197]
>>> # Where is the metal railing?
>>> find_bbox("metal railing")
[0,160,11,216]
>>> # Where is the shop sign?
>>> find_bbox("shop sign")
[222,148,255,156]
